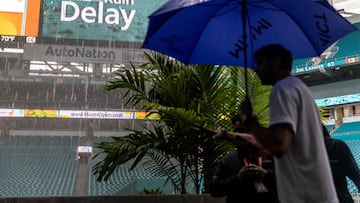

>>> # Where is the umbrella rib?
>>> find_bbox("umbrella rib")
[262,1,319,56]
[143,0,355,71]
[188,0,241,63]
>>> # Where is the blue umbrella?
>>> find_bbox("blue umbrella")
[142,0,356,68]
[142,0,356,96]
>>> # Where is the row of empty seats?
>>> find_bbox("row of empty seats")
[0,147,77,197]
[2,123,360,197]
[0,81,127,107]
[0,135,169,197]
[6,117,148,132]
[3,135,113,147]
[332,122,360,136]
[88,166,165,195]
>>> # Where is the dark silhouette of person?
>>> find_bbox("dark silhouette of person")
[210,115,278,203]
[234,44,338,202]
[323,124,360,203]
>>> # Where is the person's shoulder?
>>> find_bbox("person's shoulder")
[277,75,298,83]
[330,137,345,144]
[328,138,350,152]
[273,76,303,90]
[221,151,239,160]
[332,138,348,147]
[284,76,305,87]
[220,151,242,167]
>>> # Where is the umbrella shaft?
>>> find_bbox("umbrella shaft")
[241,0,248,98]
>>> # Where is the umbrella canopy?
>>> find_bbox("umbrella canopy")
[142,0,356,69]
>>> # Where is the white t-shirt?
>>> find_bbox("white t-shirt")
[269,76,338,203]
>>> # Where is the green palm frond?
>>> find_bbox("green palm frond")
[93,123,170,181]
[94,52,272,194]
[140,188,163,194]
[144,103,201,129]
[142,150,184,193]
[105,65,148,107]
[319,106,330,122]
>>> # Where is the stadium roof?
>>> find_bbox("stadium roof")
[332,0,360,18]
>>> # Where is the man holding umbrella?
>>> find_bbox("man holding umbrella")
[234,44,339,202]
[143,0,357,202]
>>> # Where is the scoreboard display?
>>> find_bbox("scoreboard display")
[0,0,41,37]
[0,35,36,43]
[0,0,167,44]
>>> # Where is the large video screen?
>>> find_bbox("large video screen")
[0,0,41,36]
[40,0,167,43]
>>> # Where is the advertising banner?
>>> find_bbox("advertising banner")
[23,44,148,64]
[0,108,160,120]
[59,110,134,119]
[40,0,167,42]
[0,0,41,36]
[0,109,24,118]
[135,112,160,120]
[315,93,360,107]
[24,44,122,64]
[24,109,57,118]
[292,56,360,74]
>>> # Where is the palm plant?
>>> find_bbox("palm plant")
[92,52,271,194]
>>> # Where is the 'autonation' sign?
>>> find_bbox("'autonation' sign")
[24,44,147,64]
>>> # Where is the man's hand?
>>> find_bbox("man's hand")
[238,164,268,180]
[211,128,228,140]
[193,124,229,140]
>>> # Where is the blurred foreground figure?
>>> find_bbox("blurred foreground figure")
[323,125,360,203]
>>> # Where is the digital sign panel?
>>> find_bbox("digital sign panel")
[40,0,167,42]
[315,93,360,107]
[0,108,160,120]
[77,146,93,153]
[0,0,41,36]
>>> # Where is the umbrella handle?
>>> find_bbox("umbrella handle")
[241,0,249,99]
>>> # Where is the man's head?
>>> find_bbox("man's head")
[254,44,293,85]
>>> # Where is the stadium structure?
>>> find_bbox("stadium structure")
[0,0,172,198]
[1,0,360,201]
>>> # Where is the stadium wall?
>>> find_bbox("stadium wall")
[309,78,360,99]
[0,194,225,203]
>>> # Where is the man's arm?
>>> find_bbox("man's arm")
[211,117,293,157]
[238,97,293,158]
[247,120,293,158]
